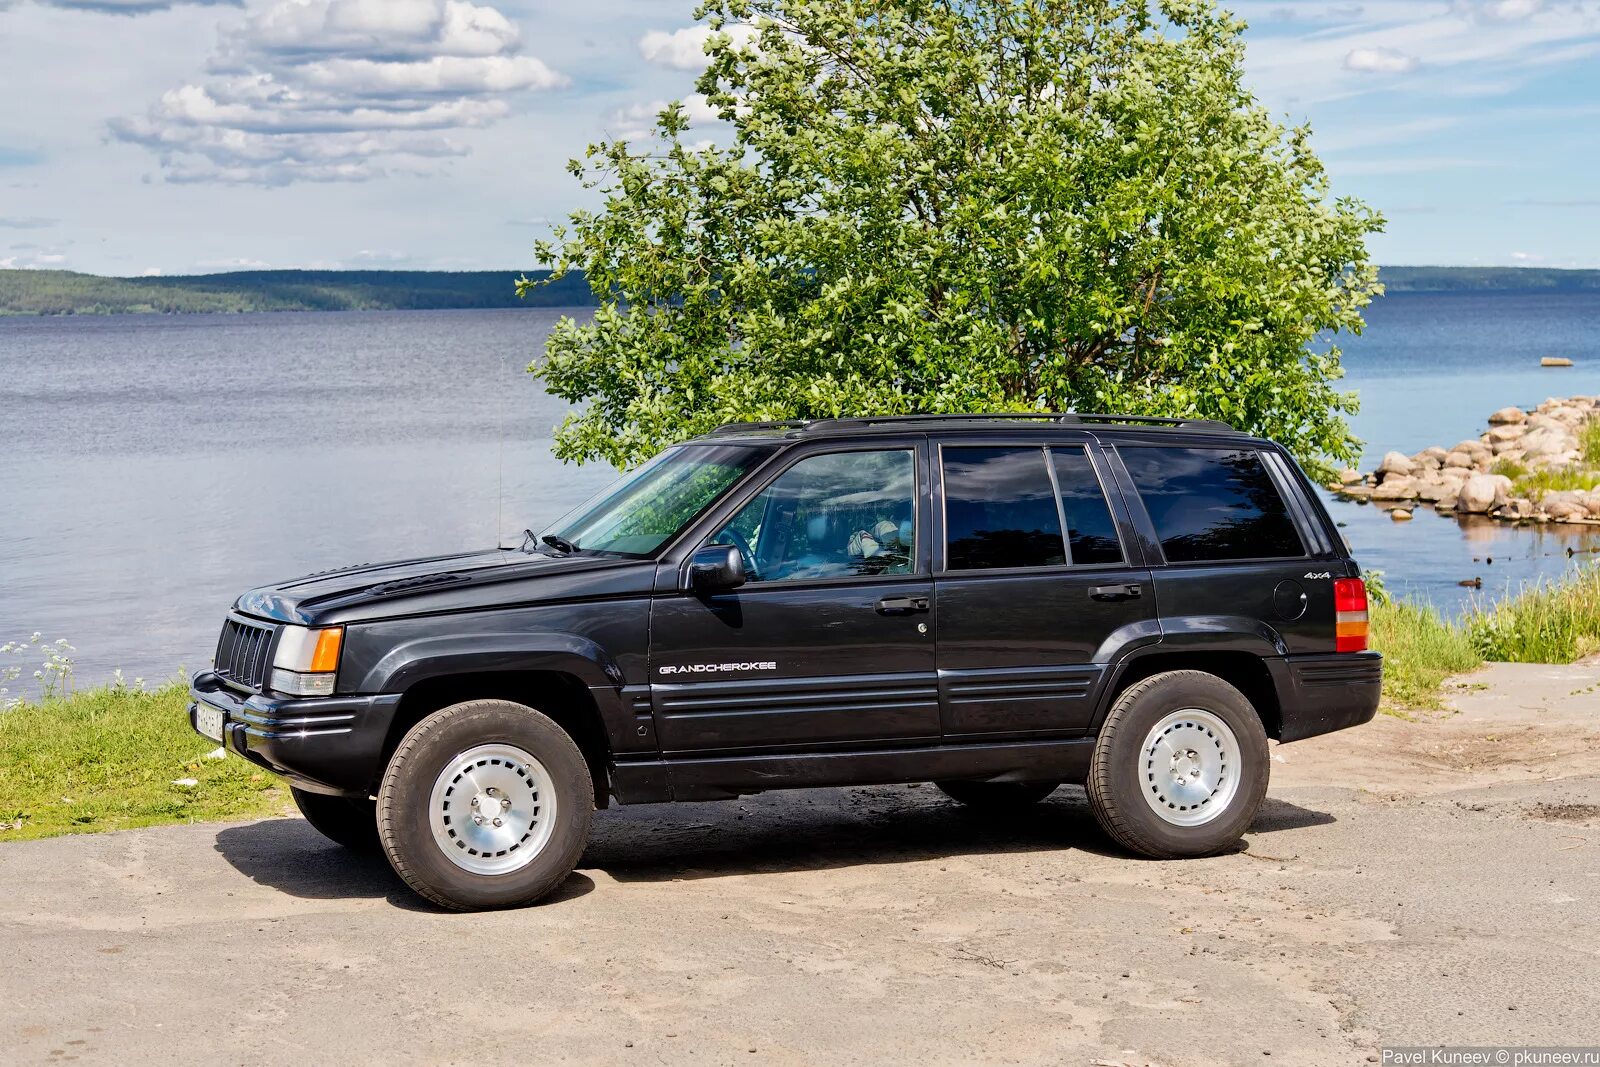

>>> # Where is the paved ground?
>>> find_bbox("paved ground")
[4,663,1599,1066]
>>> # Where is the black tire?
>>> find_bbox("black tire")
[377,699,593,911]
[935,780,1059,809]
[291,786,379,851]
[1086,670,1269,859]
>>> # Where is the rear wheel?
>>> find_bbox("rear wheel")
[291,787,379,851]
[377,699,593,911]
[1086,670,1269,859]
[935,780,1059,809]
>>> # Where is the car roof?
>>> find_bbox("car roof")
[694,413,1258,446]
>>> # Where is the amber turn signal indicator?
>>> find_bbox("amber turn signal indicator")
[309,627,343,672]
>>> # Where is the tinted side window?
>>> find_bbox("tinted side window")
[943,447,1064,570]
[1050,447,1124,565]
[1120,446,1304,563]
[709,449,916,583]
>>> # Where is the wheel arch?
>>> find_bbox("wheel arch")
[377,668,614,808]
[1097,648,1284,741]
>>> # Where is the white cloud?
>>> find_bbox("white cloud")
[347,248,411,263]
[1343,46,1420,73]
[219,0,519,62]
[607,94,722,141]
[638,26,712,70]
[1470,0,1545,21]
[111,0,568,185]
[29,0,238,12]
[0,251,68,268]
[1240,0,1600,104]
[294,55,564,95]
[638,24,755,70]
[196,256,270,269]
[0,216,57,229]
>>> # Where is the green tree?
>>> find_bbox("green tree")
[524,0,1383,473]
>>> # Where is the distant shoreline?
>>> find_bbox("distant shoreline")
[2,265,1599,317]
[0,268,593,317]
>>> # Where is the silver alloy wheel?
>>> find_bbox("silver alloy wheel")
[1139,708,1241,827]
[428,743,557,875]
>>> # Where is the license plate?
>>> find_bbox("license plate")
[196,704,226,743]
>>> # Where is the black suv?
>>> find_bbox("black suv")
[189,414,1380,910]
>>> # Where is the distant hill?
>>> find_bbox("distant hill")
[0,269,596,316]
[1379,266,1600,292]
[3,264,1598,316]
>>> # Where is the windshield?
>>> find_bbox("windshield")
[540,443,776,558]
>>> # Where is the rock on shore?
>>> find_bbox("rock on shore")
[1330,395,1600,525]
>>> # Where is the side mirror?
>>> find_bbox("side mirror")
[689,544,746,592]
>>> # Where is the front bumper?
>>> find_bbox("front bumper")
[1272,651,1383,743]
[189,670,401,797]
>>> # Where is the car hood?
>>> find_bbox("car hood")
[233,547,655,626]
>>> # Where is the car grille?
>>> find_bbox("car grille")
[215,618,277,692]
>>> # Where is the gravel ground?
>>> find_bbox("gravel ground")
[3,662,1597,1066]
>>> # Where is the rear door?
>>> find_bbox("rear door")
[932,435,1158,739]
[1107,442,1344,655]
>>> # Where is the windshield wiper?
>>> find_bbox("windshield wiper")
[539,532,579,556]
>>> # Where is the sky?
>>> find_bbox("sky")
[1,0,1597,276]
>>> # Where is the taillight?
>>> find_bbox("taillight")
[1333,577,1369,653]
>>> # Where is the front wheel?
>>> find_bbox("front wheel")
[291,786,379,851]
[1086,670,1269,859]
[377,699,594,911]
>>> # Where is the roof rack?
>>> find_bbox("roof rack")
[706,412,1236,435]
[707,418,817,434]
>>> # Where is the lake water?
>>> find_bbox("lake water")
[1333,290,1600,610]
[2,292,1598,687]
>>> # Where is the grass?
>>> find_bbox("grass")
[1512,467,1600,497]
[1368,564,1600,711]
[1493,421,1600,499]
[1368,598,1484,711]
[0,682,289,841]
[1463,566,1600,663]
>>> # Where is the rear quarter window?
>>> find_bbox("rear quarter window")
[1119,446,1304,563]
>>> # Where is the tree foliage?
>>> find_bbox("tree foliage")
[526,0,1384,472]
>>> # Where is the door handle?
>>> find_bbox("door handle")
[876,595,930,615]
[1089,583,1142,602]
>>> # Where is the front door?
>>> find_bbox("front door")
[649,442,939,755]
[933,438,1158,739]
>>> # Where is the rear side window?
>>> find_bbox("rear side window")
[1051,448,1125,565]
[1120,446,1304,563]
[943,447,1064,570]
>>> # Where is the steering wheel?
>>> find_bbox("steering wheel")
[712,528,757,578]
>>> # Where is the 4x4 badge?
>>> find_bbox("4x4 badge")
[1304,571,1332,579]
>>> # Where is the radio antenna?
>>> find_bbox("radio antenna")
[495,347,507,549]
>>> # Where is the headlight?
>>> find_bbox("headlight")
[270,626,343,697]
